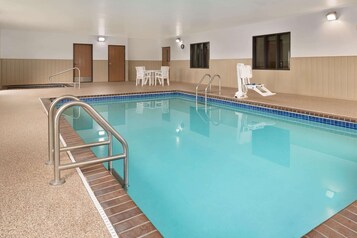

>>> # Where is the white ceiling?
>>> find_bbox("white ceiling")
[0,0,356,39]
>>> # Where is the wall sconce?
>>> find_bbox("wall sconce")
[97,36,106,42]
[326,11,337,21]
[176,37,185,49]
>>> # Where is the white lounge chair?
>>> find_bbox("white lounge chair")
[235,63,275,99]
[154,66,170,86]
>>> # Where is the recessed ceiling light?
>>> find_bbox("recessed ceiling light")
[326,12,337,21]
[176,37,181,43]
[97,36,106,42]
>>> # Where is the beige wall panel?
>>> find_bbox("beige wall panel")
[294,58,305,95]
[338,57,346,99]
[93,60,108,82]
[320,57,329,97]
[125,60,129,82]
[346,57,356,99]
[169,56,357,100]
[0,59,2,89]
[170,59,251,87]
[1,57,356,100]
[0,59,117,85]
[127,60,162,82]
[346,57,353,99]
[327,57,336,99]
[334,57,342,99]
[274,69,291,94]
[1,59,73,85]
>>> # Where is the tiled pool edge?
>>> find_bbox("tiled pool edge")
[303,200,357,238]
[41,98,163,238]
[51,90,357,130]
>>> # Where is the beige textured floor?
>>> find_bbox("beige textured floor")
[0,82,356,238]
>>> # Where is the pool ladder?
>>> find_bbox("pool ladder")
[46,95,129,189]
[195,73,222,109]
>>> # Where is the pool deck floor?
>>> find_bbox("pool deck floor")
[0,81,356,237]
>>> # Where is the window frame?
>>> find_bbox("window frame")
[252,32,290,70]
[190,42,210,69]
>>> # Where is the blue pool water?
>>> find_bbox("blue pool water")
[64,94,357,238]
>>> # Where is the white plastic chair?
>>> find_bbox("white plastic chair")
[154,66,170,86]
[143,70,153,86]
[135,66,150,86]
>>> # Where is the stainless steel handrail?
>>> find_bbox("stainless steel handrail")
[195,74,211,106]
[48,99,129,189]
[49,67,81,89]
[47,95,80,165]
[204,74,221,106]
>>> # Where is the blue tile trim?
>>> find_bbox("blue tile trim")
[57,91,357,131]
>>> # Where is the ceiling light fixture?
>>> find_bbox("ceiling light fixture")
[326,11,337,21]
[176,37,185,49]
[97,36,106,42]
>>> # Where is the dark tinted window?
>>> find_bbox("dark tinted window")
[279,33,290,69]
[254,36,265,69]
[266,35,277,68]
[190,42,209,68]
[253,32,290,70]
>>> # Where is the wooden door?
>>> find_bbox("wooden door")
[73,44,93,83]
[162,47,170,66]
[108,45,125,82]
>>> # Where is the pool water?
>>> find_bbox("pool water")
[64,95,357,238]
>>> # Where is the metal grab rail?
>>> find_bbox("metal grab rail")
[204,74,221,106]
[48,98,129,189]
[195,74,211,104]
[47,95,80,165]
[49,67,81,89]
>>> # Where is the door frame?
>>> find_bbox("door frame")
[73,43,93,83]
[108,45,126,82]
[162,46,170,66]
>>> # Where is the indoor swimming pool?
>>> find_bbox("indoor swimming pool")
[63,93,357,238]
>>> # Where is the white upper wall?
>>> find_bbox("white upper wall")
[0,30,128,60]
[1,6,356,61]
[166,6,357,60]
[127,38,162,61]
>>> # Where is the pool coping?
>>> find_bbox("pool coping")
[41,90,357,237]
[303,201,357,238]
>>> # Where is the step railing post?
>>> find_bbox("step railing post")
[49,110,65,185]
[108,132,113,173]
[47,95,79,165]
